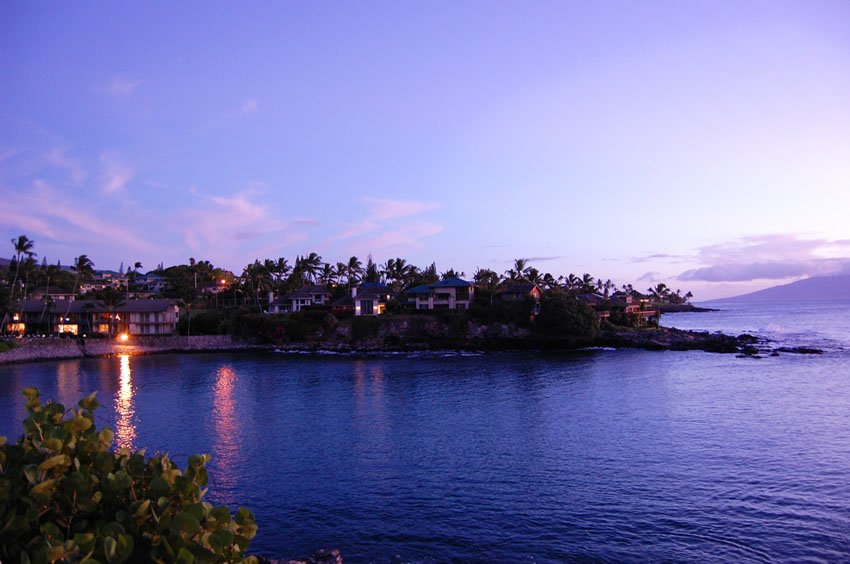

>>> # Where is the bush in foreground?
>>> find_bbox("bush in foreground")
[0,388,257,563]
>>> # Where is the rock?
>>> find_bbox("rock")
[286,548,343,564]
[774,346,824,355]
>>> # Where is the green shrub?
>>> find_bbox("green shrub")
[0,340,19,353]
[533,296,600,339]
[0,388,257,563]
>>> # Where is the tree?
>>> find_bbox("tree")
[473,268,502,307]
[346,256,363,291]
[9,235,36,299]
[363,255,380,283]
[98,287,126,337]
[648,283,671,303]
[505,258,530,282]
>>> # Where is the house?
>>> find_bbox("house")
[28,286,76,301]
[353,283,392,316]
[500,284,542,302]
[589,292,660,326]
[6,298,181,336]
[268,285,331,314]
[403,277,475,311]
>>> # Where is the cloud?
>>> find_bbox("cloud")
[180,188,316,265]
[361,197,439,221]
[97,76,143,96]
[335,220,380,241]
[100,152,133,194]
[525,256,563,262]
[44,147,86,185]
[630,252,691,264]
[0,179,159,255]
[367,222,444,250]
[637,271,662,282]
[240,99,259,114]
[333,197,442,251]
[676,234,850,282]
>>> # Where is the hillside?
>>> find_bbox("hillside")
[707,275,850,303]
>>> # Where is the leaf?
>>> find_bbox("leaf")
[30,478,57,503]
[176,547,195,564]
[0,514,30,542]
[134,499,151,519]
[104,536,117,562]
[171,511,201,536]
[79,392,99,412]
[39,453,70,472]
[98,428,114,449]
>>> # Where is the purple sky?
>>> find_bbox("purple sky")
[2,1,849,299]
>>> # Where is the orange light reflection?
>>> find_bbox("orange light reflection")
[115,354,137,450]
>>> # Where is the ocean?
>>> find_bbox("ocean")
[1,301,849,561]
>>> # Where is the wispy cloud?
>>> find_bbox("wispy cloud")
[334,197,442,251]
[677,234,850,282]
[367,221,444,250]
[97,76,143,96]
[525,256,563,262]
[0,179,159,255]
[361,197,439,221]
[100,152,133,194]
[180,187,316,265]
[45,147,86,185]
[240,98,259,114]
[630,252,691,264]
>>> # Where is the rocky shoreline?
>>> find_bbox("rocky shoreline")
[0,327,822,366]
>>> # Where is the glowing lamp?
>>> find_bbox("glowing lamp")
[119,333,129,342]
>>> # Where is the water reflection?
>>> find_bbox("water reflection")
[55,360,82,409]
[212,365,240,505]
[115,355,137,450]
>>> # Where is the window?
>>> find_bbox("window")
[361,300,374,315]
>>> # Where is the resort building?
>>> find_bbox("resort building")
[268,285,332,314]
[353,283,393,316]
[402,277,475,311]
[6,299,181,336]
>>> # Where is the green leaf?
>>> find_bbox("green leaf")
[176,547,195,564]
[79,392,99,412]
[98,428,114,449]
[172,511,201,536]
[0,514,30,542]
[30,478,57,503]
[38,453,70,472]
[104,536,117,562]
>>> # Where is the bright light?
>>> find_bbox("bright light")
[119,333,129,342]
[220,279,226,284]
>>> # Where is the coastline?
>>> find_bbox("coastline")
[0,335,270,366]
[0,327,774,367]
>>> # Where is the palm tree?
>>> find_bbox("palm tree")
[505,258,530,282]
[70,255,95,297]
[648,283,671,303]
[581,273,595,293]
[474,267,502,307]
[346,256,363,291]
[99,288,126,337]
[319,263,335,286]
[9,235,36,299]
[565,273,580,292]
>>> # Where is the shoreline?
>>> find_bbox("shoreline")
[0,327,802,367]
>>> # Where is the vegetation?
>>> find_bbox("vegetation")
[0,388,257,563]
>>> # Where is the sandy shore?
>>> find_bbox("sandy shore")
[0,335,269,366]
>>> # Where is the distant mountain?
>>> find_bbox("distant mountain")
[707,275,850,303]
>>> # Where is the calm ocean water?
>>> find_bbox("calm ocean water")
[2,301,850,561]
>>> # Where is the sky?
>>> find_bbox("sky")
[1,1,849,300]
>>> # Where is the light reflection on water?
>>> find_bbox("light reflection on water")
[212,365,240,505]
[114,354,136,450]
